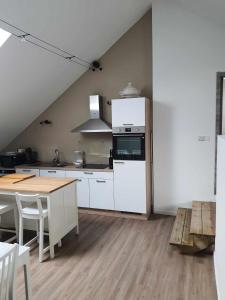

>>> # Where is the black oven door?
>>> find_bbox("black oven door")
[113,134,145,160]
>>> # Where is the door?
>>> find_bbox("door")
[112,98,145,127]
[113,160,146,213]
[89,179,114,210]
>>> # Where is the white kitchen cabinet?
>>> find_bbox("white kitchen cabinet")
[113,160,146,213]
[112,98,146,127]
[89,179,114,210]
[75,178,90,208]
[66,170,114,210]
[40,169,65,178]
[16,168,40,176]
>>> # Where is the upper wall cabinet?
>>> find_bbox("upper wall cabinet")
[112,98,146,127]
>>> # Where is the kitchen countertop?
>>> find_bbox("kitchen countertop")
[0,175,77,194]
[16,163,114,172]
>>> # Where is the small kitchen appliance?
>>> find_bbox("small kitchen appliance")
[73,151,86,168]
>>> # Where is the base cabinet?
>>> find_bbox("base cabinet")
[89,179,114,210]
[66,171,114,210]
[113,160,146,213]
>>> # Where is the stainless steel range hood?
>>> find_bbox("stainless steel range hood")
[71,95,112,133]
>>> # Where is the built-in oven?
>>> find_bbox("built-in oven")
[112,126,145,160]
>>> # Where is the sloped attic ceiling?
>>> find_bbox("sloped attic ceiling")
[0,0,151,150]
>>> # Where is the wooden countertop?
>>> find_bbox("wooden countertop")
[16,163,113,172]
[0,176,77,194]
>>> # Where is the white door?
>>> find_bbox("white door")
[40,170,65,178]
[112,98,146,127]
[89,179,114,210]
[113,160,146,213]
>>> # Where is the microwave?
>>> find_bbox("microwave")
[112,127,145,161]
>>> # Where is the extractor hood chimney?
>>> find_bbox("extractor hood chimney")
[71,95,112,133]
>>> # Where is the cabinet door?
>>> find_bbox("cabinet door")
[65,171,90,208]
[89,179,114,210]
[16,168,40,176]
[113,160,146,213]
[112,98,146,127]
[40,169,65,177]
[76,178,90,208]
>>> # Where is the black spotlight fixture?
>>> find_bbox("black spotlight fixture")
[91,60,102,72]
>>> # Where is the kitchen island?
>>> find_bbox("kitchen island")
[0,174,78,259]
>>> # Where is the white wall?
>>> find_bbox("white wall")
[214,136,225,300]
[152,0,225,214]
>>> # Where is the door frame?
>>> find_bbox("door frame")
[215,72,225,193]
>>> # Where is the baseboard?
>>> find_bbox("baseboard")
[153,209,176,216]
[214,251,221,300]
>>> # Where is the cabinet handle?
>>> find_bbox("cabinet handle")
[96,180,106,183]
[123,123,134,126]
[22,169,31,172]
[77,179,82,182]
[114,162,125,164]
[84,172,93,175]
[48,170,56,173]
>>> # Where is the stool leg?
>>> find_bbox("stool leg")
[19,216,23,245]
[14,208,19,242]
[36,220,39,244]
[39,217,44,263]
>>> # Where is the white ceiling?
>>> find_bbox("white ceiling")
[0,0,151,150]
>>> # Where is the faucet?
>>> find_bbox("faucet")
[53,149,60,166]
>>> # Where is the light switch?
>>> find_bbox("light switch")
[198,136,210,142]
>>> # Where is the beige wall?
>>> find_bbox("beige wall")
[6,11,152,163]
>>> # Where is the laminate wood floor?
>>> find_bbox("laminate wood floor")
[16,214,217,300]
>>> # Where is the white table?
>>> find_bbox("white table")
[0,242,31,300]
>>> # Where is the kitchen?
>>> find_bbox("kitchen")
[0,2,219,300]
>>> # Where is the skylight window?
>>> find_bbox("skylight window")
[0,28,11,47]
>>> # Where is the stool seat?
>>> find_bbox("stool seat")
[0,202,16,214]
[0,200,18,243]
[22,205,48,218]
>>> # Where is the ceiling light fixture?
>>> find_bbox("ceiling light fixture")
[0,28,11,47]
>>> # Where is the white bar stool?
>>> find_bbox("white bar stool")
[0,201,18,243]
[15,193,49,263]
[0,243,18,300]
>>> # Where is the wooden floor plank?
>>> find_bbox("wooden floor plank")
[190,201,203,235]
[169,208,186,245]
[15,214,217,300]
[181,209,194,247]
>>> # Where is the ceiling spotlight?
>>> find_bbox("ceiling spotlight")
[18,33,30,42]
[91,60,102,72]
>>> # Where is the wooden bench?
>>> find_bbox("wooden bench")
[170,202,216,254]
